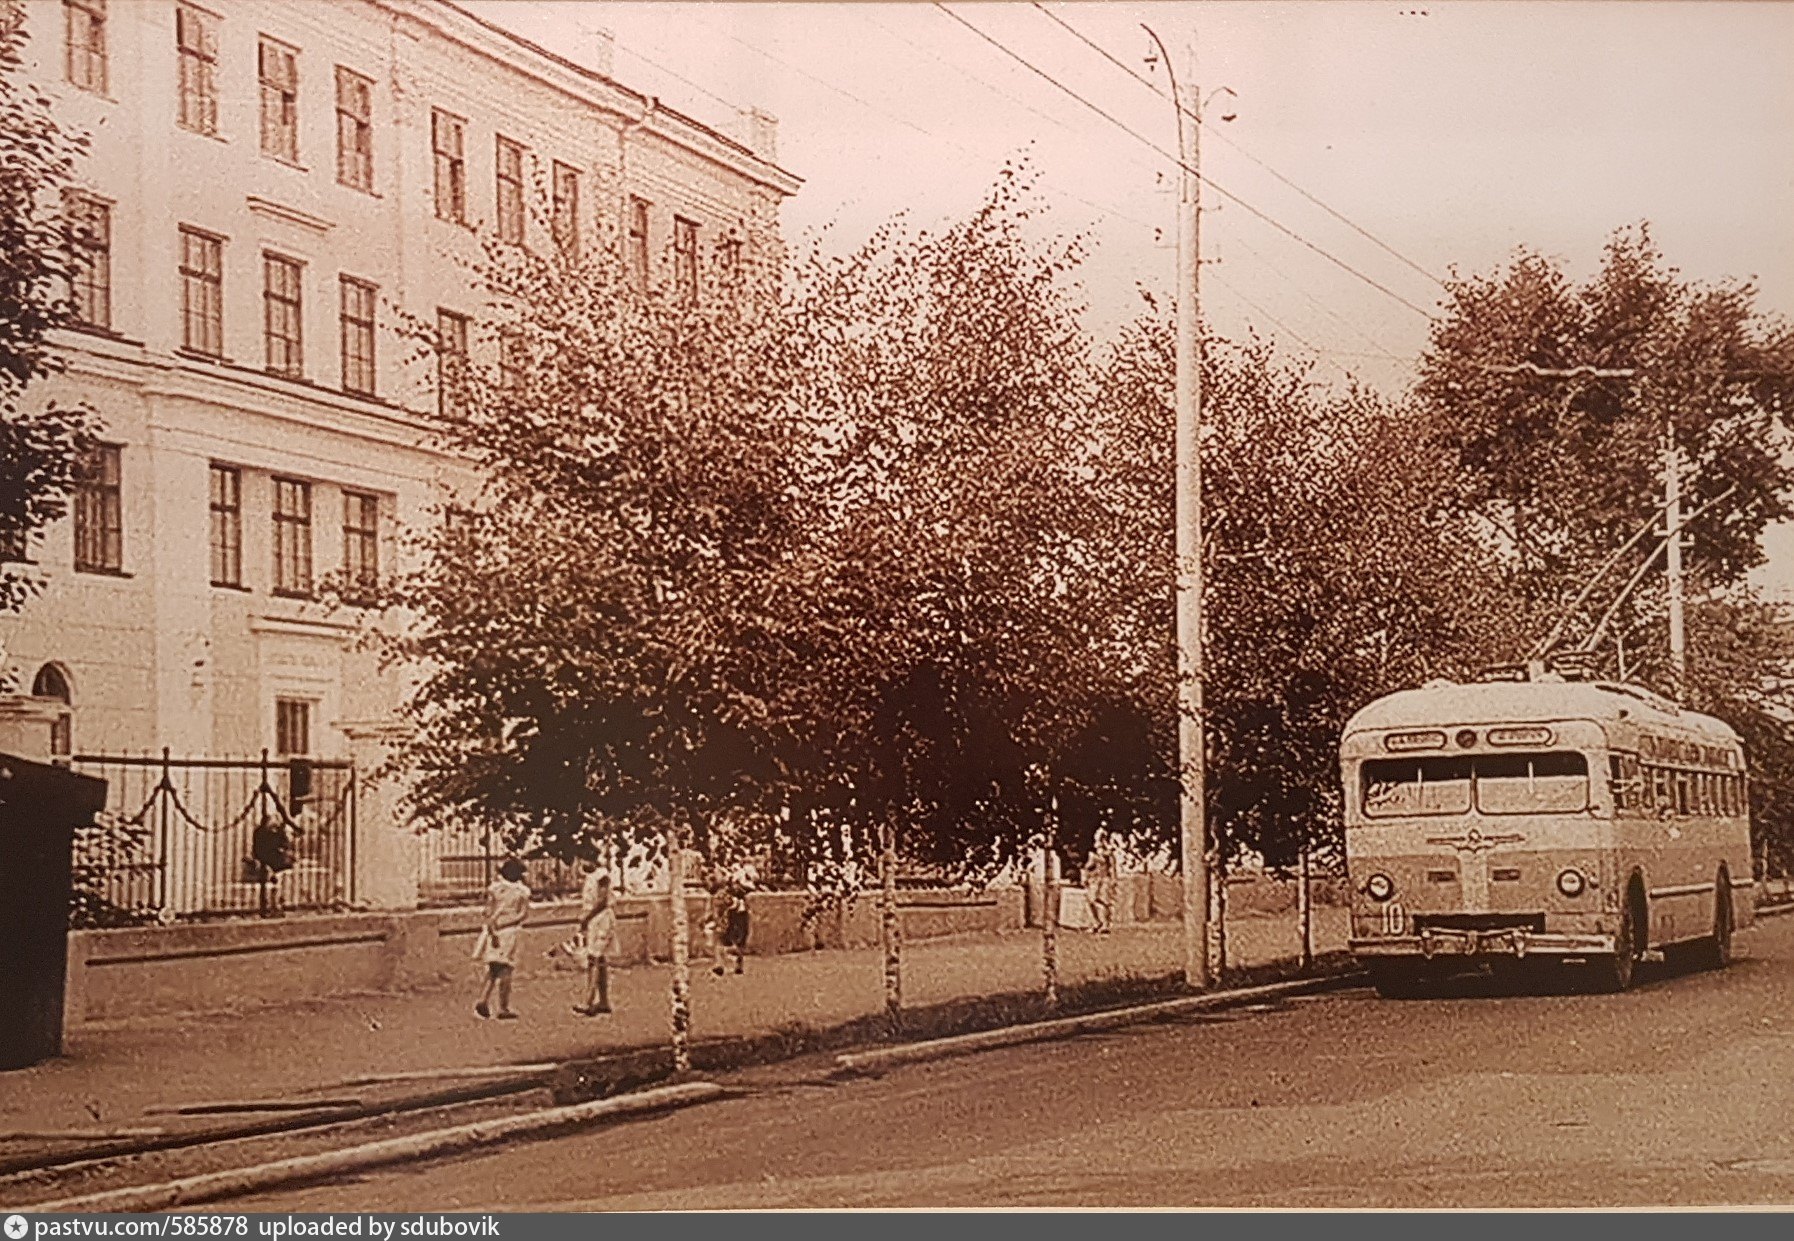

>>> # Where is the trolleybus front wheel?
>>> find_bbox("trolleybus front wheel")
[1592,881,1645,993]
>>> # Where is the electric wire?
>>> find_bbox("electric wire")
[1030,2,1449,290]
[932,3,1440,322]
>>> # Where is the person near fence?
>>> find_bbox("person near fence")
[710,861,755,976]
[573,858,615,1016]
[473,857,530,1019]
[250,814,294,917]
[1084,831,1116,935]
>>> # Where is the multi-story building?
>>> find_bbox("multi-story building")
[5,0,797,761]
[2,0,798,912]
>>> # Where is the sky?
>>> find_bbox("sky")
[465,1,1794,399]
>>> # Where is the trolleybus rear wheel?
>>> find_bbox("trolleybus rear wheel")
[1664,866,1735,973]
[1697,866,1734,970]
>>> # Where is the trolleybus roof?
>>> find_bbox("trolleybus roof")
[1345,679,1739,746]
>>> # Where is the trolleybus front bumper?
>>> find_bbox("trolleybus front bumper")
[1350,927,1616,961]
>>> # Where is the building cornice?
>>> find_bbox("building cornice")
[50,333,462,461]
[375,0,803,199]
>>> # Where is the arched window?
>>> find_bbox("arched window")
[32,663,73,761]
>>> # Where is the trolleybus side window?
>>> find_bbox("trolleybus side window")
[1474,751,1589,815]
[1609,753,1646,812]
[1362,756,1472,817]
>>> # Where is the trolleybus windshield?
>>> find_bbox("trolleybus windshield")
[1362,751,1589,818]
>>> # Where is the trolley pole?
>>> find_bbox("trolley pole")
[1663,424,1688,700]
[1147,24,1211,991]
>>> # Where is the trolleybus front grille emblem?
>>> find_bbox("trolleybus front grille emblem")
[1425,827,1526,854]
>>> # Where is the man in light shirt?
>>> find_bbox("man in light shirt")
[574,858,615,1016]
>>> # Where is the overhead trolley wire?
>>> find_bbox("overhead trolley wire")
[1029,2,1449,291]
[932,3,1441,323]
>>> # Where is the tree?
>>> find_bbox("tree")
[0,12,95,616]
[775,165,1113,1017]
[1415,227,1794,865]
[373,199,803,1070]
[1091,310,1511,887]
[1416,226,1794,637]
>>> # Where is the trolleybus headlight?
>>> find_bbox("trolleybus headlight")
[1365,873,1395,902]
[1556,868,1587,898]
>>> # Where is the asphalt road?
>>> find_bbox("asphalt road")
[238,911,1794,1210]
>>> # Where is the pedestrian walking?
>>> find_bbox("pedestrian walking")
[473,857,530,1019]
[573,857,615,1016]
[1085,832,1116,934]
[710,861,755,976]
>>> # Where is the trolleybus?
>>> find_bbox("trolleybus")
[1342,674,1755,996]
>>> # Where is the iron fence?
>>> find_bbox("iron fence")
[70,750,357,927]
[416,823,581,906]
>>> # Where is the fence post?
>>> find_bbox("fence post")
[156,748,173,917]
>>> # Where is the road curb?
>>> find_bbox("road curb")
[1758,900,1794,919]
[833,972,1363,1076]
[24,1081,724,1213]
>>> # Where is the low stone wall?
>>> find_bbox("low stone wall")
[63,886,1030,1025]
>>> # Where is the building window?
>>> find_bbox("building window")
[209,463,241,587]
[275,697,311,757]
[342,490,378,596]
[263,253,304,377]
[180,227,224,357]
[64,0,106,93]
[436,309,468,416]
[65,193,111,329]
[258,37,300,163]
[335,66,374,192]
[627,196,649,289]
[552,162,580,257]
[339,276,376,396]
[431,109,466,224]
[717,237,742,300]
[32,664,73,762]
[495,135,525,244]
[673,216,698,304]
[176,6,218,134]
[272,476,312,596]
[497,328,526,394]
[73,443,122,574]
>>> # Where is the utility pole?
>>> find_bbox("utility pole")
[1146,24,1209,990]
[1663,424,1687,700]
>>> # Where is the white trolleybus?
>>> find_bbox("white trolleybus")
[1342,674,1756,996]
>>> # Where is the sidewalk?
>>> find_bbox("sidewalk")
[0,908,1349,1153]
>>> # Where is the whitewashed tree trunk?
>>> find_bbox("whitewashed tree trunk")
[1210,850,1228,980]
[880,817,902,1030]
[1298,843,1314,972]
[666,823,692,1073]
[1042,803,1059,1009]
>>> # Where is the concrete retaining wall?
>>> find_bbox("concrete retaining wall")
[63,886,1030,1025]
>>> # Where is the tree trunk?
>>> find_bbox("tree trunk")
[1210,850,1228,981]
[666,823,692,1074]
[880,817,902,1032]
[1298,842,1314,973]
[1042,802,1059,1010]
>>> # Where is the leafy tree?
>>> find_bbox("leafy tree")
[775,165,1115,1016]
[372,199,802,1068]
[1093,311,1510,881]
[0,12,95,616]
[1416,226,1794,628]
[1415,227,1794,865]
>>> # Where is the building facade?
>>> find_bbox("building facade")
[5,0,799,769]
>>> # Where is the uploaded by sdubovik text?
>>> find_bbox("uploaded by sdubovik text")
[8,1219,502,1240]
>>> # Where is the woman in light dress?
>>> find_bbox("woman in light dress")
[474,857,531,1019]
